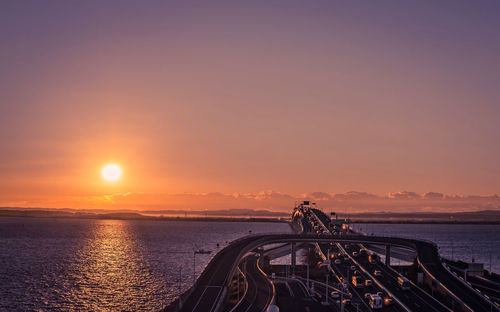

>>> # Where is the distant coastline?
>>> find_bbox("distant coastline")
[335,210,500,224]
[0,208,288,223]
[1,207,500,224]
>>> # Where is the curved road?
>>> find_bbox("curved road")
[231,255,274,312]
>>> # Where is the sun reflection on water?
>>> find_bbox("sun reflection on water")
[66,220,164,311]
[0,218,292,310]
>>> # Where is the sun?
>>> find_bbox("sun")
[101,163,122,182]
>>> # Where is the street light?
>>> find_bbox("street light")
[178,265,182,293]
[193,250,209,283]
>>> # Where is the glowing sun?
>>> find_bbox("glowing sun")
[101,163,122,182]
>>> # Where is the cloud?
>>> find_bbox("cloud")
[388,191,421,200]
[252,190,294,201]
[333,191,379,200]
[3,190,500,213]
[423,192,444,200]
[307,192,333,201]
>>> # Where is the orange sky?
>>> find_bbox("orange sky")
[1,2,499,211]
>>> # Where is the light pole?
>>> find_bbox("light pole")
[325,274,329,305]
[193,250,205,283]
[353,302,360,312]
[306,263,310,290]
[178,265,182,293]
[193,251,196,283]
[340,290,344,312]
[237,267,241,302]
[489,252,492,273]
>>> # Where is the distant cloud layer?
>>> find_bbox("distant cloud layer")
[3,190,499,213]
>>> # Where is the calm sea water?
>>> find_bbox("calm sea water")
[0,218,291,311]
[351,223,500,273]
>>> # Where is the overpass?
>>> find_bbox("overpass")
[305,207,498,312]
[164,231,498,312]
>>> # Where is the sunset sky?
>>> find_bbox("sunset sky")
[1,1,499,211]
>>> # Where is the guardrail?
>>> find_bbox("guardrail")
[228,267,248,312]
[256,253,277,308]
[441,260,499,311]
[384,260,453,312]
[335,242,411,312]
[416,256,474,312]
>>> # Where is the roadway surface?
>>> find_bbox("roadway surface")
[311,242,378,311]
[308,208,498,312]
[274,277,331,312]
[442,259,500,306]
[325,244,401,312]
[165,236,249,312]
[363,244,416,263]
[346,244,451,312]
[231,254,274,312]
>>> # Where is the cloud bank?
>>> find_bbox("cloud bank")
[4,190,499,213]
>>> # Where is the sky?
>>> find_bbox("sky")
[1,1,499,211]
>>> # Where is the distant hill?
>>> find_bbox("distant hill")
[336,210,500,223]
[1,207,500,223]
[0,207,289,222]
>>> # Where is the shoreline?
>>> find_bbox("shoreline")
[349,220,500,225]
[0,211,288,223]
[1,212,500,224]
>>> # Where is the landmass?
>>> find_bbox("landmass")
[1,207,500,223]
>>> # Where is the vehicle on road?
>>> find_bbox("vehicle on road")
[368,294,383,309]
[373,270,382,276]
[342,298,351,306]
[352,251,358,257]
[350,265,356,271]
[365,279,373,286]
[352,275,365,288]
[334,259,342,265]
[331,291,340,299]
[368,254,378,264]
[384,297,393,306]
[397,276,411,290]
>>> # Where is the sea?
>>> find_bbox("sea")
[351,223,500,272]
[0,217,498,311]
